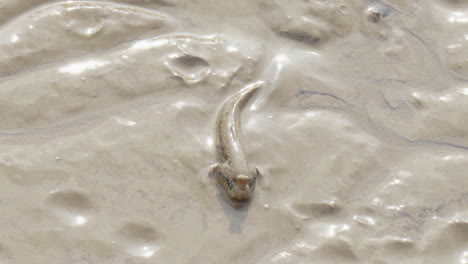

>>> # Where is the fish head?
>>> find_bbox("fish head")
[217,172,256,201]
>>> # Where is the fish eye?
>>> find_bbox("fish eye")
[226,177,233,189]
[218,172,233,189]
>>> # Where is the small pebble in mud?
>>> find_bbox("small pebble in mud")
[364,5,390,23]
[365,7,382,22]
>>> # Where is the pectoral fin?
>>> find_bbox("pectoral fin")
[201,164,221,186]
[252,167,271,189]
[203,163,230,186]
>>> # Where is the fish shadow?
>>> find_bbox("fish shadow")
[215,187,252,234]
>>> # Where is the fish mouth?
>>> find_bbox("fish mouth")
[225,193,253,209]
[226,189,253,202]
[229,196,251,202]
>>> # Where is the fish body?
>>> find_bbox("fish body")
[210,81,263,201]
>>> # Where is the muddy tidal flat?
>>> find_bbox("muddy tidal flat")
[0,0,467,263]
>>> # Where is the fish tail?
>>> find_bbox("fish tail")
[236,81,264,106]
